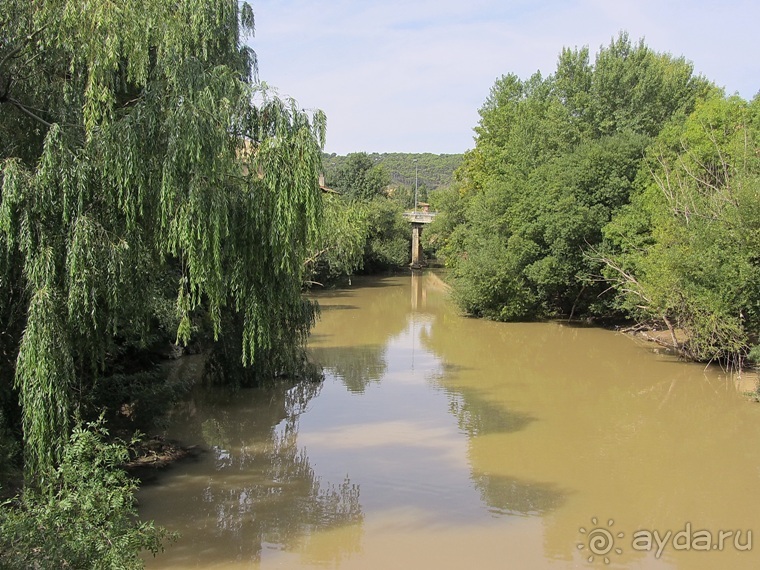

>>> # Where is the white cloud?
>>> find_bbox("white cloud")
[250,0,760,154]
[298,419,467,466]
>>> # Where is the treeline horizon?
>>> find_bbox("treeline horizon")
[322,152,463,195]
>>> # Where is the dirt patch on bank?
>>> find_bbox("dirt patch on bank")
[124,437,205,483]
[626,326,689,351]
[623,324,760,398]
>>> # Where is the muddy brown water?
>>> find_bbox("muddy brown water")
[140,273,760,569]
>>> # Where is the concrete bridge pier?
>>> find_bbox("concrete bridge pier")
[411,223,425,269]
[403,208,435,270]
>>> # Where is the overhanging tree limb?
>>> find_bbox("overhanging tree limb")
[0,26,47,70]
[3,96,52,128]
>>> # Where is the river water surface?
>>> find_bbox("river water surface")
[140,273,760,569]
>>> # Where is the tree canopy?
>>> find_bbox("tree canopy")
[326,152,390,200]
[1,0,325,481]
[432,32,760,366]
[601,95,760,365]
[322,151,463,208]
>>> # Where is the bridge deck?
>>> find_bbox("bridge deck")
[403,211,437,224]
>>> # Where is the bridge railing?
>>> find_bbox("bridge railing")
[402,211,437,224]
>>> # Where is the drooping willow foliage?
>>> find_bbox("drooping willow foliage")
[0,0,326,481]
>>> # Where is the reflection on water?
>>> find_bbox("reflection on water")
[308,345,386,394]
[139,380,363,568]
[444,378,537,437]
[472,472,565,517]
[142,272,760,569]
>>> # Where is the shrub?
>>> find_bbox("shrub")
[0,419,171,570]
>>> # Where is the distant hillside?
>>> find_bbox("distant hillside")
[322,152,463,192]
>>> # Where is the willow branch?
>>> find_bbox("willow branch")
[0,44,26,72]
[4,95,52,128]
[303,246,331,266]
[0,26,48,70]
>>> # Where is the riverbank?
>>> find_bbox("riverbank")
[624,325,759,395]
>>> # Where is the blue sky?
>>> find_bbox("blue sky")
[249,1,760,155]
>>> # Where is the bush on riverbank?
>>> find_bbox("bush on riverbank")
[0,420,171,570]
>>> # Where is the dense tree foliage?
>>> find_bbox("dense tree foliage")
[361,197,411,272]
[0,420,170,569]
[435,34,709,317]
[323,151,462,209]
[601,95,760,365]
[309,153,412,281]
[305,194,369,282]
[327,152,390,200]
[434,32,760,365]
[1,0,325,477]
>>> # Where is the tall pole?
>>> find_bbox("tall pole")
[413,158,418,212]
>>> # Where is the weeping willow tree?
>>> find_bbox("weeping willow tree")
[0,1,326,483]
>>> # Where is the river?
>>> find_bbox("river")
[139,272,760,569]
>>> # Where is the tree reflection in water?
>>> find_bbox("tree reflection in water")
[140,378,363,567]
[441,381,567,517]
[308,345,387,394]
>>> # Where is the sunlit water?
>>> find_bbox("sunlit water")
[140,273,760,569]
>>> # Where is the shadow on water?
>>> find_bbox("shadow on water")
[348,275,407,288]
[139,379,364,567]
[310,276,403,299]
[472,472,567,516]
[445,386,538,437]
[429,360,539,437]
[431,363,567,517]
[418,303,570,518]
[317,304,360,311]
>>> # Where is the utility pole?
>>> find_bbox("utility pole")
[413,158,418,212]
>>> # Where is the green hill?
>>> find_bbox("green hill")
[322,152,463,193]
